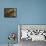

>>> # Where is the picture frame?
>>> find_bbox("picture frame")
[4,8,17,18]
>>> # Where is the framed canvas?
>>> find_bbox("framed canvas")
[4,8,17,18]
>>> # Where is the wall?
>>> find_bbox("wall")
[0,0,46,44]
[19,0,46,24]
[0,0,19,44]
